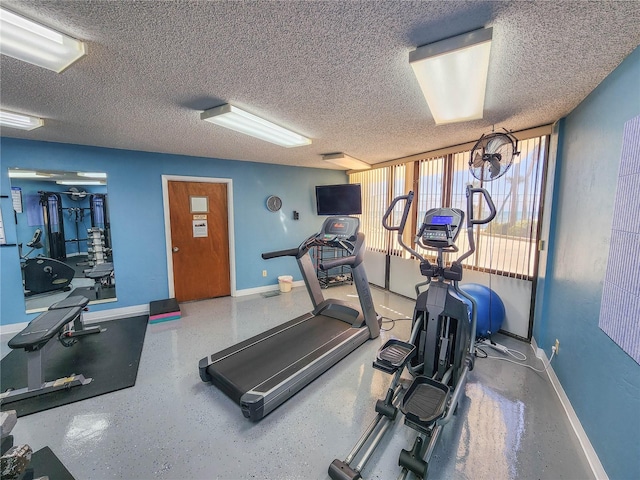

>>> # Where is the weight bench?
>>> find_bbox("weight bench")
[49,295,103,345]
[84,262,114,299]
[1,296,102,405]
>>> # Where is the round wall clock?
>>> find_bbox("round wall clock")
[266,195,282,212]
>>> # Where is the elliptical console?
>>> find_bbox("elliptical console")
[418,208,464,249]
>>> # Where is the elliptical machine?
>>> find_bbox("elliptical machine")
[20,229,75,297]
[329,185,496,480]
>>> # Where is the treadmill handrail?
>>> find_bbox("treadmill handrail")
[261,248,300,260]
[319,232,365,270]
[320,256,354,271]
[262,231,337,261]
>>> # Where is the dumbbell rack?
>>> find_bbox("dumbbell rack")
[86,227,109,266]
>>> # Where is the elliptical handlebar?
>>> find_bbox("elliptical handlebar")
[381,185,497,269]
[381,191,426,263]
[454,185,497,265]
[382,192,413,233]
[466,184,496,225]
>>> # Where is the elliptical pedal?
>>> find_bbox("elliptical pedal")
[372,339,416,374]
[401,376,449,433]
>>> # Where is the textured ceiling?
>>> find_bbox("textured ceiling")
[1,1,639,170]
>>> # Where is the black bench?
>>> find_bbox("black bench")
[1,296,103,405]
[84,262,114,299]
[49,295,103,344]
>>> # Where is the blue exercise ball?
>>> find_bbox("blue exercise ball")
[459,283,505,338]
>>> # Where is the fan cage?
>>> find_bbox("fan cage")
[469,132,517,181]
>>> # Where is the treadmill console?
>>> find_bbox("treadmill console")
[419,208,464,248]
[320,216,359,242]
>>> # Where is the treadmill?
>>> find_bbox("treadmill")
[198,216,380,421]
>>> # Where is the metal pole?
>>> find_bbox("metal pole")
[344,413,383,464]
[354,415,395,472]
[438,364,469,425]
[421,424,442,466]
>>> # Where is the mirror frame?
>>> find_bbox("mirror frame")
[8,168,116,313]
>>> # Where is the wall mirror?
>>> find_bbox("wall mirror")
[8,168,116,313]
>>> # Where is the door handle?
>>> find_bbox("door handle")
[172,246,179,253]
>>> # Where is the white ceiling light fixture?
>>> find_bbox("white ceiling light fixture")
[56,180,105,186]
[8,170,50,178]
[0,109,43,130]
[0,7,86,73]
[78,172,107,179]
[322,153,371,170]
[409,27,493,125]
[200,104,311,148]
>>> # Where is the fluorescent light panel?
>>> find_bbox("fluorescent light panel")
[0,110,43,130]
[56,180,105,185]
[201,104,311,148]
[322,153,371,170]
[410,28,492,125]
[0,7,86,73]
[8,170,50,178]
[78,172,107,178]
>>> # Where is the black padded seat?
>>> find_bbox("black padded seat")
[49,295,90,310]
[8,307,82,351]
[84,263,113,279]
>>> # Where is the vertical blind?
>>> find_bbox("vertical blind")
[350,135,547,280]
[388,164,406,256]
[350,167,390,253]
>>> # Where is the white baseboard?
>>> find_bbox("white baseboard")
[1,283,305,335]
[0,323,28,336]
[234,280,304,297]
[0,304,149,337]
[531,337,608,479]
[83,304,149,323]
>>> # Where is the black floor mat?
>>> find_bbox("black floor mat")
[64,254,91,278]
[18,446,76,480]
[1,315,148,417]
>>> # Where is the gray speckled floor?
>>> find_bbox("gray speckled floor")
[1,284,594,480]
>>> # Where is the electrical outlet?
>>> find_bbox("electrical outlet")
[554,339,560,355]
[262,270,267,277]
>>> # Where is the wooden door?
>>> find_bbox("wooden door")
[168,181,230,302]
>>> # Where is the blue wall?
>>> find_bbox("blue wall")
[0,139,346,325]
[533,47,640,479]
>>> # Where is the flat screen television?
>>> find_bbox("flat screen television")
[315,183,362,215]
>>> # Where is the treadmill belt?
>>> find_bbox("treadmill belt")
[207,314,353,400]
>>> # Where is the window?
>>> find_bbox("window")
[479,136,546,278]
[350,134,548,279]
[417,156,446,221]
[350,167,390,254]
[350,165,405,256]
[388,164,406,256]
